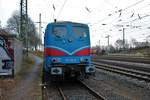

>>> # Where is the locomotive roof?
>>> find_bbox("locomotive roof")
[49,21,88,27]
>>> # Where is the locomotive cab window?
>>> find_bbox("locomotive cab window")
[52,26,67,38]
[73,26,88,40]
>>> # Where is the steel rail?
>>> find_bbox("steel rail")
[58,87,67,100]
[93,59,150,73]
[93,56,150,64]
[93,61,148,76]
[93,62,150,82]
[78,80,106,100]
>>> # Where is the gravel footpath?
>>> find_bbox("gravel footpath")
[0,55,42,100]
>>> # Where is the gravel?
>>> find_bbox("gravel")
[84,69,150,100]
[43,84,62,100]
[44,81,97,100]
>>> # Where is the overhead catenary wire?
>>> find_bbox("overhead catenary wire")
[56,0,68,19]
[116,14,150,27]
[126,25,150,34]
[43,0,55,21]
[90,8,150,30]
[90,0,146,26]
[41,0,149,46]
[91,16,150,43]
[90,10,150,34]
[103,0,118,9]
[123,0,146,11]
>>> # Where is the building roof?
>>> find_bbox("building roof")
[0,28,9,35]
[0,28,16,38]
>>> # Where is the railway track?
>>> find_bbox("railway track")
[93,62,150,82]
[42,80,106,100]
[78,80,106,100]
[94,56,150,64]
[58,87,67,100]
[93,59,150,73]
[42,83,63,100]
[57,80,106,100]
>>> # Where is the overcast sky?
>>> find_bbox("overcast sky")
[0,0,150,46]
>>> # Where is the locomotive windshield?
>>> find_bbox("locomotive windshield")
[53,26,67,38]
[73,26,88,39]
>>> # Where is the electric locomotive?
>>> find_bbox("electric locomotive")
[43,21,95,81]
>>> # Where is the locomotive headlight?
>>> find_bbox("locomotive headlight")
[80,58,89,62]
[51,67,62,75]
[51,58,61,63]
[85,65,95,73]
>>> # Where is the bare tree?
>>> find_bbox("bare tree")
[130,38,138,48]
[109,45,116,53]
[6,10,41,50]
[7,11,20,34]
[115,39,123,50]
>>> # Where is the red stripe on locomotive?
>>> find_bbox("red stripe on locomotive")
[74,48,90,56]
[45,48,67,56]
[45,48,90,56]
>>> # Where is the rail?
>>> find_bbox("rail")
[58,87,67,100]
[93,62,150,82]
[78,80,106,100]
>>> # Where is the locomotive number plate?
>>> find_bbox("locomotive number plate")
[65,58,77,62]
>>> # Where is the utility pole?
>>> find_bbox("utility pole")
[20,0,28,56]
[35,13,42,51]
[35,13,42,50]
[105,35,110,47]
[105,35,110,52]
[123,28,125,50]
[98,40,100,48]
[39,13,42,50]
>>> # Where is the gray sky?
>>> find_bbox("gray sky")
[0,0,150,46]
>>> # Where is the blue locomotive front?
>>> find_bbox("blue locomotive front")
[44,21,95,80]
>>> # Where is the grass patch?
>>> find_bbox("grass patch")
[24,55,35,65]
[108,48,150,58]
[129,48,150,58]
[0,55,35,100]
[31,51,43,58]
[16,55,35,79]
